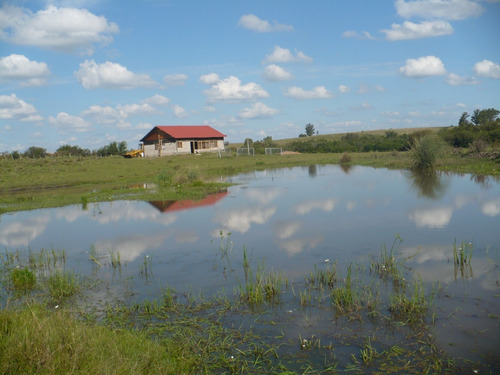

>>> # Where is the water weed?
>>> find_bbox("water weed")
[47,270,80,301]
[10,267,36,291]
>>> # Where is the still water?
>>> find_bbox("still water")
[1,165,499,367]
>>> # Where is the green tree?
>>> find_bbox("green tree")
[305,123,315,137]
[471,108,500,126]
[24,146,47,158]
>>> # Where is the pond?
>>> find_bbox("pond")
[1,164,499,372]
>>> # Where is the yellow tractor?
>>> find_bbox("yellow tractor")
[122,145,144,158]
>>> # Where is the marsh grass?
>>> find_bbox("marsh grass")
[453,240,473,266]
[28,247,66,275]
[47,270,80,301]
[331,264,363,313]
[306,262,337,288]
[10,267,36,291]
[389,279,430,325]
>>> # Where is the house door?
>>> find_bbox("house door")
[190,142,194,154]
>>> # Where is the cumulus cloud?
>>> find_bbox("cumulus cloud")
[172,104,189,118]
[408,207,453,228]
[239,102,279,119]
[203,75,269,102]
[263,64,293,81]
[445,73,479,85]
[0,54,50,86]
[395,0,484,21]
[163,73,188,86]
[338,85,350,93]
[49,112,91,132]
[283,86,333,100]
[381,20,453,40]
[0,5,119,54]
[399,56,447,77]
[0,94,42,121]
[238,14,293,32]
[75,59,157,89]
[199,73,220,85]
[81,97,163,126]
[141,94,170,107]
[264,45,313,64]
[473,60,500,79]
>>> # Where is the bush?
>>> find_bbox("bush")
[409,134,446,170]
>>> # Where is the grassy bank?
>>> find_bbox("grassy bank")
[1,150,499,214]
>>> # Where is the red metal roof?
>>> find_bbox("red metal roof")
[156,125,225,139]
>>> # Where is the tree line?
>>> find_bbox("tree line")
[1,141,129,159]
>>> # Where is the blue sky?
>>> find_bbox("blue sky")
[1,0,499,152]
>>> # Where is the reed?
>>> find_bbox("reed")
[46,270,80,301]
[331,264,362,313]
[306,262,337,288]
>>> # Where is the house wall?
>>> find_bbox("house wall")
[143,138,225,157]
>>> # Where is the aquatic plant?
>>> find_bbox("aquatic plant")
[46,270,80,301]
[10,267,36,291]
[306,262,337,288]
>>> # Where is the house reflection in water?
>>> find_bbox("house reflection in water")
[148,190,228,213]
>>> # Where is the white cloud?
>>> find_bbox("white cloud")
[199,73,220,85]
[141,94,170,107]
[338,85,350,93]
[264,64,293,81]
[264,45,312,64]
[283,86,333,100]
[381,20,453,40]
[295,199,337,215]
[117,103,156,117]
[0,5,119,54]
[408,207,453,228]
[172,104,189,118]
[163,73,188,86]
[238,14,293,33]
[203,75,269,102]
[445,73,480,85]
[481,197,500,217]
[49,112,91,132]
[0,94,42,121]
[399,56,447,78]
[81,105,119,124]
[0,54,50,86]
[75,59,157,89]
[239,102,279,119]
[395,0,483,21]
[473,60,500,79]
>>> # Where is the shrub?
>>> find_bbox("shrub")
[409,134,446,170]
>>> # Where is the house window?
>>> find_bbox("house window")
[177,141,182,149]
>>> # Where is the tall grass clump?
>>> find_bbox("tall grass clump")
[10,267,37,291]
[47,271,80,301]
[409,134,446,170]
[389,279,430,325]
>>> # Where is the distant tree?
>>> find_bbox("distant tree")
[118,141,127,154]
[24,146,47,158]
[298,134,307,137]
[305,123,315,137]
[471,108,500,126]
[11,151,20,160]
[385,130,398,138]
[458,112,471,127]
[96,141,127,157]
[56,144,91,157]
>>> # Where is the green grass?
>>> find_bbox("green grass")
[0,304,190,375]
[10,268,37,291]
